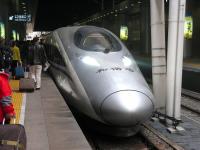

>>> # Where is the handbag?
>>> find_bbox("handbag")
[15,63,24,79]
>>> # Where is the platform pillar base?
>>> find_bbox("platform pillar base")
[167,126,185,133]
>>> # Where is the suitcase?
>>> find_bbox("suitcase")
[15,66,24,79]
[0,120,27,150]
[19,78,35,92]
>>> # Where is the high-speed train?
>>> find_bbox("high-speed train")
[43,25,155,136]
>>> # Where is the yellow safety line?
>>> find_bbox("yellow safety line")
[9,80,23,124]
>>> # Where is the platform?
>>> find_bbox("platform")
[183,58,200,72]
[10,74,91,150]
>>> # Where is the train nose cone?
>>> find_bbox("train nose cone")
[100,91,154,126]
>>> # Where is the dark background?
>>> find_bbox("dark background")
[34,0,125,31]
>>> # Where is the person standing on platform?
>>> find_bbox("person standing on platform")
[0,38,12,74]
[0,51,15,124]
[10,41,21,79]
[28,37,46,90]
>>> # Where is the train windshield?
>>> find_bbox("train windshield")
[74,28,121,52]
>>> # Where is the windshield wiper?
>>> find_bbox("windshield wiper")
[104,48,110,53]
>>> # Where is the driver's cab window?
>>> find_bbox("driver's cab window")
[74,27,121,52]
[83,33,111,51]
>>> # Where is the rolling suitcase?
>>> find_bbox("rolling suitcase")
[19,78,35,92]
[0,119,27,150]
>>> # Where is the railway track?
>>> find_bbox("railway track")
[181,89,200,128]
[87,131,149,150]
[82,121,185,150]
[182,89,200,100]
[182,89,200,115]
[139,124,184,150]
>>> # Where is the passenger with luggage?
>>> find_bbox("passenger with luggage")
[0,39,26,150]
[0,57,15,124]
[27,37,46,90]
[10,41,21,79]
[0,69,27,149]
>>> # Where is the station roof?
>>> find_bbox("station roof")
[34,0,125,31]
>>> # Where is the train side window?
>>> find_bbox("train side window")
[43,37,51,60]
[74,33,83,47]
[49,44,54,62]
[44,43,53,62]
[44,37,54,62]
[52,39,65,66]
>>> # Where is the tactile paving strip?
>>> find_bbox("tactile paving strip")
[9,80,23,124]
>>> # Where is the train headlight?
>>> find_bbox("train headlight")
[81,56,100,67]
[122,56,132,67]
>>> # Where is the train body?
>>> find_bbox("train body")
[43,26,155,136]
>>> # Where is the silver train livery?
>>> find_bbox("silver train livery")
[43,26,155,136]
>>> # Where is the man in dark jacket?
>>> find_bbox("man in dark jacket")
[0,38,12,73]
[28,37,46,90]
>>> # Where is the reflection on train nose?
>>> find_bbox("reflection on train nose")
[100,91,154,126]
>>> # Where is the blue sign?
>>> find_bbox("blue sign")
[9,14,31,22]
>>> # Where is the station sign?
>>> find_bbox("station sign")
[184,16,193,39]
[9,14,31,22]
[120,25,128,41]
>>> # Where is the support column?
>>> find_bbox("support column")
[167,0,186,121]
[166,0,179,120]
[150,0,167,111]
[174,0,186,119]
